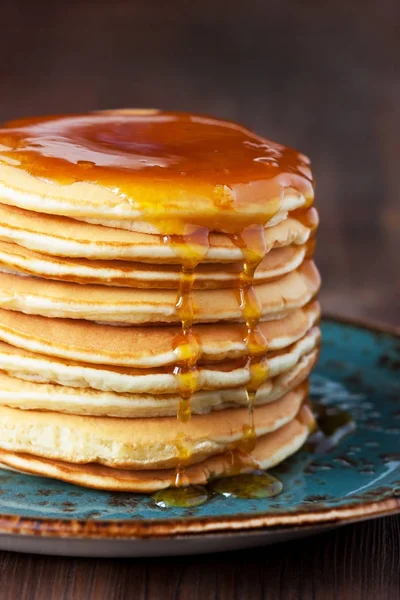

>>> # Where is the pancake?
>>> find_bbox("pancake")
[0,260,320,323]
[0,202,316,262]
[0,240,307,288]
[0,324,319,394]
[0,110,313,234]
[0,110,320,496]
[0,411,313,492]
[0,347,317,419]
[0,385,306,468]
[0,300,320,367]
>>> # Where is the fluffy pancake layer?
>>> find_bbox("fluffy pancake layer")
[0,347,317,417]
[0,326,319,394]
[0,261,320,324]
[0,241,306,288]
[0,385,307,468]
[0,300,320,367]
[0,413,312,492]
[0,203,316,261]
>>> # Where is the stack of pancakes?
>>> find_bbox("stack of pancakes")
[0,110,320,492]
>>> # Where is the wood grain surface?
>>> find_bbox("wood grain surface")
[0,516,399,599]
[0,0,398,598]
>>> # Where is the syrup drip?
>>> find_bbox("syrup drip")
[232,222,272,453]
[170,227,210,423]
[172,433,193,487]
[173,262,201,424]
[168,227,209,486]
[291,206,319,259]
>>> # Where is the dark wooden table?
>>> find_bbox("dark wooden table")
[0,516,399,599]
[0,1,399,597]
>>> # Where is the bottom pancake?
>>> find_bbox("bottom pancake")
[0,408,313,492]
[0,386,307,469]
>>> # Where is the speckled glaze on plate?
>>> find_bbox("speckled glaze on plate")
[0,316,398,557]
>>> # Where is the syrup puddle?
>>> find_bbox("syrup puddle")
[153,486,209,508]
[151,402,357,508]
[210,472,282,499]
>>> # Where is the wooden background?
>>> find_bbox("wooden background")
[0,0,399,597]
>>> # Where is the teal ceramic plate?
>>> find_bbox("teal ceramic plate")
[0,316,399,557]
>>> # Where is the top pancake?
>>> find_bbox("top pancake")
[0,110,314,234]
[0,413,312,491]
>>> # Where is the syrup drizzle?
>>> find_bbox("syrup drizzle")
[290,206,319,259]
[168,227,210,485]
[171,200,283,486]
[232,218,277,452]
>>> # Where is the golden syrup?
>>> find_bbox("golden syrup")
[170,226,209,423]
[290,206,319,260]
[0,110,314,232]
[210,472,282,499]
[173,432,192,488]
[290,206,319,231]
[232,223,273,454]
[153,485,209,508]
[152,472,282,507]
[168,228,210,486]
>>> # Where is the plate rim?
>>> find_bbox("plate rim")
[0,313,399,541]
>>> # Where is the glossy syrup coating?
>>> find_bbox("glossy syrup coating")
[0,109,314,232]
